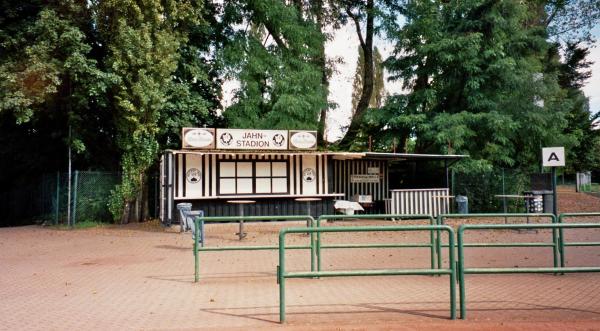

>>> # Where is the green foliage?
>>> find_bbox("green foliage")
[453,166,530,212]
[380,0,574,170]
[221,0,327,130]
[96,0,206,220]
[550,42,600,172]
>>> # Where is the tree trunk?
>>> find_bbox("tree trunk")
[338,0,375,149]
[315,1,329,146]
[141,174,150,221]
[120,201,131,225]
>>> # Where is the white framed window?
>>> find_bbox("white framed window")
[218,160,288,195]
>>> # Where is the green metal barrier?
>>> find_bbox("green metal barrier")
[437,213,558,269]
[193,215,316,282]
[316,214,436,272]
[457,223,600,319]
[558,213,600,268]
[278,225,456,323]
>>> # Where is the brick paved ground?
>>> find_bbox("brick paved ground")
[1,191,600,330]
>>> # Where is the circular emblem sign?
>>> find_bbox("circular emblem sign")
[219,132,233,146]
[272,133,286,147]
[290,132,317,149]
[302,168,316,183]
[186,168,202,184]
[184,129,214,148]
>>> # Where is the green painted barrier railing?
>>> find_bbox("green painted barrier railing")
[438,213,558,269]
[278,225,456,323]
[457,223,600,319]
[193,215,316,282]
[558,213,600,268]
[316,214,436,272]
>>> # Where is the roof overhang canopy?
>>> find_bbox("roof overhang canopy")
[168,149,468,162]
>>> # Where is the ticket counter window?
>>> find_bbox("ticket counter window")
[218,161,288,195]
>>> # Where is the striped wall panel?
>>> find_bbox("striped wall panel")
[173,152,330,199]
[332,159,389,201]
[160,152,175,225]
[388,188,449,217]
[193,198,335,218]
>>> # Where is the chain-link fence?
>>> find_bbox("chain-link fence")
[0,171,160,227]
[452,168,531,213]
[0,171,119,226]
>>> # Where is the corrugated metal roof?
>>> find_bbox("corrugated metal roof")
[167,149,468,161]
[364,152,468,160]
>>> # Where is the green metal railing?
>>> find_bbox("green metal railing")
[278,225,456,323]
[437,213,558,269]
[193,215,316,282]
[316,214,436,272]
[558,213,600,268]
[457,223,600,319]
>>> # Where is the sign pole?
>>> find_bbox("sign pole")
[552,166,557,216]
[542,146,564,217]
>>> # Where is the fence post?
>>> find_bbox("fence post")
[71,170,79,227]
[458,226,466,319]
[279,230,287,323]
[55,172,60,225]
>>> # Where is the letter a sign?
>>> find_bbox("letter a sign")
[542,147,565,167]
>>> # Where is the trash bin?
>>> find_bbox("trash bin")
[523,191,544,213]
[533,190,553,214]
[456,195,468,214]
[176,203,192,232]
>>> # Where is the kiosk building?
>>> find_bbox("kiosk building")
[159,128,466,225]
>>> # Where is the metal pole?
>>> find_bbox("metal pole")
[194,217,199,282]
[67,126,72,227]
[559,214,565,268]
[279,232,286,323]
[502,169,507,223]
[551,214,558,269]
[71,170,78,227]
[55,172,60,225]
[430,217,435,270]
[552,167,558,217]
[458,227,466,319]
[444,160,449,190]
[448,230,456,320]
[437,215,442,270]
[238,204,245,240]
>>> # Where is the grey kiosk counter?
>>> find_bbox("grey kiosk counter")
[159,128,467,225]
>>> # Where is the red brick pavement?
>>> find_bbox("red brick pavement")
[1,205,600,330]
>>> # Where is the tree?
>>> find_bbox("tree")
[335,0,376,149]
[158,1,225,150]
[220,0,327,131]
[549,42,600,171]
[347,45,385,150]
[543,0,600,44]
[381,0,573,170]
[351,46,385,111]
[0,1,118,184]
[98,0,204,223]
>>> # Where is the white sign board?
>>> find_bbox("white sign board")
[215,129,288,150]
[289,130,317,150]
[350,174,380,183]
[181,128,215,149]
[542,147,565,167]
[367,167,379,174]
